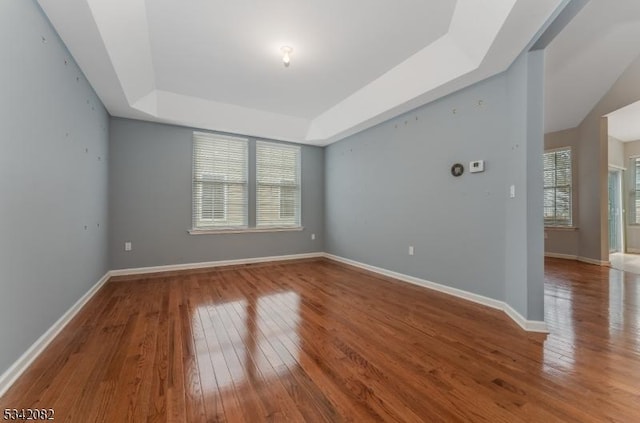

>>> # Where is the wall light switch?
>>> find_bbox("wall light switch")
[311,233,316,240]
[509,185,516,198]
[124,242,132,251]
[470,160,485,173]
[408,246,414,256]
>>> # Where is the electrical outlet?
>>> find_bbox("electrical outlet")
[311,233,316,240]
[409,246,414,256]
[509,185,516,198]
[124,242,132,251]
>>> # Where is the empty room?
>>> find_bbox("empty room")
[1,0,639,421]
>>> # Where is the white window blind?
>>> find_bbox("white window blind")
[629,157,640,224]
[192,132,248,229]
[256,141,301,227]
[543,147,572,226]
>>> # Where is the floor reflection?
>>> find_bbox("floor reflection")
[610,252,640,274]
[194,291,301,397]
[543,259,640,381]
[543,282,575,373]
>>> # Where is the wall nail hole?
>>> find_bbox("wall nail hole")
[41,36,47,43]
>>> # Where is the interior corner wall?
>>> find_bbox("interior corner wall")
[324,71,509,302]
[324,50,545,321]
[504,50,545,321]
[577,54,640,262]
[108,118,324,270]
[0,0,109,376]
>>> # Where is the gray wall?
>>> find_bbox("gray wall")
[108,118,324,269]
[504,50,545,321]
[325,51,545,320]
[0,0,109,376]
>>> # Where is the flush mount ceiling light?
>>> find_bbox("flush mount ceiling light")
[281,46,293,67]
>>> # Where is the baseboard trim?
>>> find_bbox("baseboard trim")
[544,252,578,260]
[0,252,324,396]
[545,252,610,267]
[577,256,611,267]
[324,253,548,333]
[0,272,111,397]
[108,252,325,277]
[627,248,640,254]
[0,250,549,397]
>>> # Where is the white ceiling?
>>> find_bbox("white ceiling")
[38,0,564,145]
[545,0,640,135]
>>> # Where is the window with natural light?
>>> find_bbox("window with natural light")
[256,141,301,228]
[192,132,248,230]
[543,147,572,227]
[629,157,640,225]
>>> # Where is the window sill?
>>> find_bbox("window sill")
[188,226,304,235]
[544,226,578,231]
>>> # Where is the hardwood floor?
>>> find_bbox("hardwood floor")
[1,257,639,422]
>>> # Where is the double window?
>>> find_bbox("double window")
[543,147,572,227]
[192,132,301,231]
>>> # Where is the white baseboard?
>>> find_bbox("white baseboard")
[109,252,325,277]
[503,304,549,332]
[545,252,610,267]
[627,248,640,254]
[577,256,611,267]
[0,272,111,397]
[324,253,548,333]
[544,252,578,260]
[0,250,549,398]
[0,252,325,397]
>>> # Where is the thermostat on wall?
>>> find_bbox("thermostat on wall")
[470,160,485,173]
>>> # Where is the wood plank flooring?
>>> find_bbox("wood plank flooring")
[1,257,639,422]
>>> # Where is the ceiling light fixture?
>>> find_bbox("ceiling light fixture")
[281,46,293,67]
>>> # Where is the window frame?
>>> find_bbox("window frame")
[191,132,249,231]
[189,133,304,235]
[543,146,573,228]
[256,140,302,229]
[629,156,640,226]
